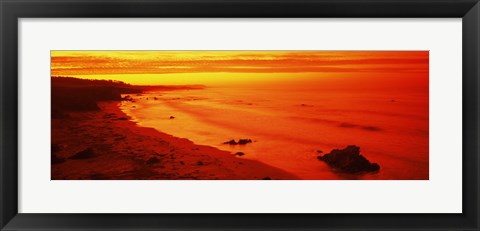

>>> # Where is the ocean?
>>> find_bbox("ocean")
[120,84,429,180]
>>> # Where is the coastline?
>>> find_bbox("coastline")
[51,101,299,180]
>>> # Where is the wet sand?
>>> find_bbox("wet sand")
[51,101,299,180]
[121,86,429,180]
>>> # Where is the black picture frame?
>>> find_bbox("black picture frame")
[1,0,479,230]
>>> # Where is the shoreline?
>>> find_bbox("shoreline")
[51,101,299,180]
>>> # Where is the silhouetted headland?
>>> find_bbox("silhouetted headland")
[52,77,142,117]
[52,77,205,118]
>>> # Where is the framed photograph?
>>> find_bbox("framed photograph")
[1,0,479,230]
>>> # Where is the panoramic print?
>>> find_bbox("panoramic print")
[51,51,429,180]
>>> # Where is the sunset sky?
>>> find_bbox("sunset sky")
[51,51,429,85]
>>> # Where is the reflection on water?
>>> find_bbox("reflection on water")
[120,85,428,180]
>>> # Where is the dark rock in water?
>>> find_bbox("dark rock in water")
[223,139,237,145]
[69,148,95,159]
[300,103,313,107]
[153,97,158,100]
[224,139,252,145]
[197,161,204,166]
[238,139,252,145]
[146,157,160,165]
[169,116,175,119]
[235,152,245,156]
[122,95,133,101]
[316,150,323,154]
[118,117,128,120]
[317,145,380,173]
[262,177,272,180]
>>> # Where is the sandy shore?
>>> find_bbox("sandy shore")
[51,101,299,180]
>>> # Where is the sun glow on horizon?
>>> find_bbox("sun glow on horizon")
[51,51,428,85]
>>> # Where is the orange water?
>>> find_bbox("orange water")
[120,81,428,180]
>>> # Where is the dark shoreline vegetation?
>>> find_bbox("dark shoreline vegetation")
[51,76,204,118]
[52,77,143,118]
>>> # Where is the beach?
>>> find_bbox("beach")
[51,101,298,180]
[120,84,429,180]
[50,50,429,180]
